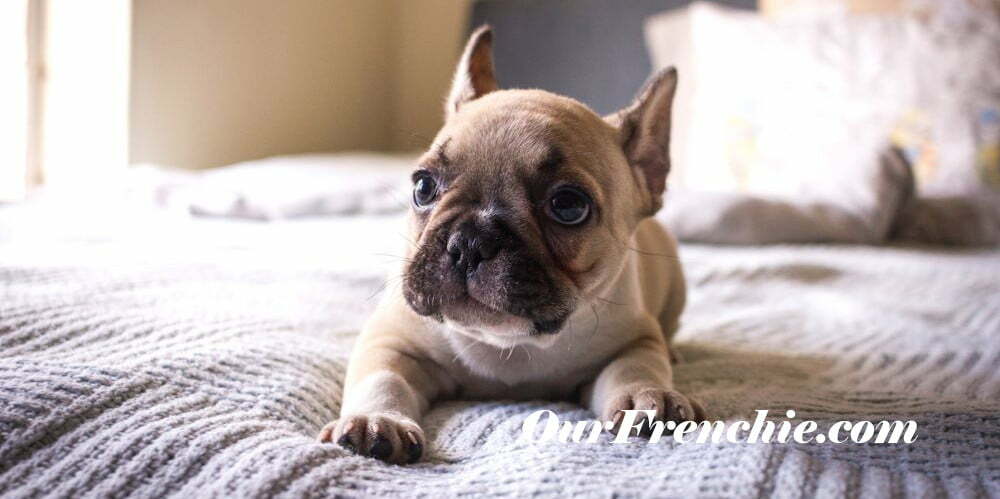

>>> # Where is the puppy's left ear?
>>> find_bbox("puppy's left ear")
[445,25,499,118]
[606,67,678,215]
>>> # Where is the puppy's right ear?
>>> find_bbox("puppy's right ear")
[445,25,498,118]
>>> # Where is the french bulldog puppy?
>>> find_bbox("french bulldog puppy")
[318,26,706,464]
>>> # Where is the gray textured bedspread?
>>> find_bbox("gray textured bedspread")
[1,211,998,498]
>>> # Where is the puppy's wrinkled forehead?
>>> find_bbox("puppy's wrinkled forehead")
[427,90,618,189]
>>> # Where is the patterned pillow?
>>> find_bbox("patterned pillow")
[644,1,1000,208]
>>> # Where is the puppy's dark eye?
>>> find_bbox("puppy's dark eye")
[548,187,591,225]
[413,174,438,207]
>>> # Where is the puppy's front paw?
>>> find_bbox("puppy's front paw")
[603,386,708,435]
[318,413,425,464]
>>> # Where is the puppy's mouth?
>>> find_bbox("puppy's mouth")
[443,291,568,337]
[407,274,570,337]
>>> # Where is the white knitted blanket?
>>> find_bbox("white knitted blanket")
[1,211,998,498]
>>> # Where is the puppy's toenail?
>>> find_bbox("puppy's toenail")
[404,432,422,463]
[611,411,624,429]
[337,434,356,453]
[318,427,333,442]
[370,434,392,461]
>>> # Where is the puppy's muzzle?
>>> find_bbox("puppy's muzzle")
[403,214,570,335]
[446,219,501,276]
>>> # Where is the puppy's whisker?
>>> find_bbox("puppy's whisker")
[386,187,413,210]
[594,295,625,306]
[372,252,415,264]
[451,339,480,364]
[391,129,433,149]
[601,223,681,260]
[589,301,601,339]
[366,284,386,301]
[367,277,398,301]
[395,231,417,247]
[367,268,413,301]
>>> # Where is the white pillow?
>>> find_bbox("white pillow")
[146,153,415,220]
[645,1,1000,241]
[646,4,891,196]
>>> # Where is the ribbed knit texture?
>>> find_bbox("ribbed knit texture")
[2,222,999,498]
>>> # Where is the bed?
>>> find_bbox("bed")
[4,0,1000,494]
[1,182,998,497]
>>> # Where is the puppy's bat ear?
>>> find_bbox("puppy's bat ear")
[445,25,499,118]
[605,67,678,215]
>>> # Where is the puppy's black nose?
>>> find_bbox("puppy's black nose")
[446,220,500,275]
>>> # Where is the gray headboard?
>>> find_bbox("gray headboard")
[470,0,756,115]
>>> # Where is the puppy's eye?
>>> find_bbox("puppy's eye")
[413,174,438,207]
[548,187,591,225]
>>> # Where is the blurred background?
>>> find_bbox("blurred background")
[1,0,998,245]
[0,0,471,198]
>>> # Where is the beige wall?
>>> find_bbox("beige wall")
[388,0,471,151]
[130,0,469,170]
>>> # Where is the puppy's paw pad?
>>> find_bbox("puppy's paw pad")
[660,389,698,422]
[602,386,708,436]
[317,413,425,465]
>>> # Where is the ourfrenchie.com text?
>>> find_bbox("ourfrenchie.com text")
[520,409,918,445]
